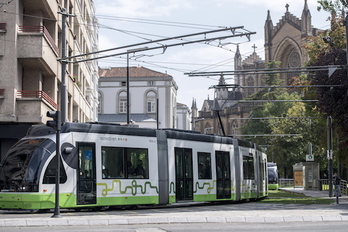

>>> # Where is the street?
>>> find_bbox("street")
[1,221,348,232]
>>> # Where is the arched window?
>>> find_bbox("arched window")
[119,91,127,113]
[231,120,238,136]
[146,91,156,113]
[247,76,254,97]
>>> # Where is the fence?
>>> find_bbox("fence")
[319,179,347,195]
[279,178,347,195]
[279,178,294,188]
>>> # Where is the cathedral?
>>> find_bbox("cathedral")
[192,0,319,137]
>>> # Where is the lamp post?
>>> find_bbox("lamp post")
[327,116,333,198]
[126,52,130,125]
[126,47,148,125]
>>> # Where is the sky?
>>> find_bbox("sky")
[93,0,331,109]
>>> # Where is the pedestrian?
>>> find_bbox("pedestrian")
[333,173,341,197]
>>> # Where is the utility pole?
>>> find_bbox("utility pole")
[52,8,74,219]
[327,116,333,198]
[345,11,348,72]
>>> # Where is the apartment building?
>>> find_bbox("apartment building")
[0,0,99,160]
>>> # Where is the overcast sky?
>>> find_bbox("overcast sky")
[94,0,331,109]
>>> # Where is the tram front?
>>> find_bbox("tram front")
[0,138,56,209]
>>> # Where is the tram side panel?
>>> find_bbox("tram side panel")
[93,132,160,207]
[260,152,268,197]
[166,136,238,203]
[156,130,169,205]
[238,145,258,200]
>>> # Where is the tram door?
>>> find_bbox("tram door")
[77,143,96,205]
[175,148,193,201]
[216,151,231,199]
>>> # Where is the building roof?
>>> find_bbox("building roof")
[98,114,156,123]
[99,66,172,78]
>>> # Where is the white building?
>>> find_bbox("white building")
[0,0,99,160]
[98,66,180,129]
[176,103,191,130]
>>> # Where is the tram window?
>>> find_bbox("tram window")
[101,147,149,179]
[243,156,255,180]
[197,152,211,179]
[43,157,67,184]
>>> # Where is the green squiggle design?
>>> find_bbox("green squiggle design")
[97,180,159,197]
[194,181,216,194]
[169,182,175,194]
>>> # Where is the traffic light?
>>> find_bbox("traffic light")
[46,111,61,131]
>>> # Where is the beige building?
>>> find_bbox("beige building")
[0,0,99,160]
[193,0,317,137]
[98,67,182,129]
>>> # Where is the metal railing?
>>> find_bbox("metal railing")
[17,90,57,109]
[279,178,294,188]
[319,179,347,195]
[18,25,59,54]
[278,178,347,195]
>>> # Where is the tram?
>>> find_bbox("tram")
[0,122,268,210]
[267,162,279,190]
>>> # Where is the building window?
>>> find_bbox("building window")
[119,91,127,113]
[146,91,156,113]
[121,81,126,86]
[147,81,154,86]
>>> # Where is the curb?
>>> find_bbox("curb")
[1,215,348,227]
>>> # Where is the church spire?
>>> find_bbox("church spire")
[301,0,312,37]
[234,44,242,86]
[218,74,226,85]
[234,44,242,70]
[264,10,273,62]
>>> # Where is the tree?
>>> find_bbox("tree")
[302,0,348,179]
[241,62,312,178]
[317,0,348,15]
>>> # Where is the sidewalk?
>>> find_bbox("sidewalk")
[281,187,348,204]
[1,189,348,227]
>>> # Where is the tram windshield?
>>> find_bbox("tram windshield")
[268,167,278,184]
[0,138,55,192]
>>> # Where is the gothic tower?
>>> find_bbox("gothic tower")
[263,0,318,84]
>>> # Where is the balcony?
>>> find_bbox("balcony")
[16,91,58,123]
[17,90,57,109]
[18,25,59,54]
[17,26,59,76]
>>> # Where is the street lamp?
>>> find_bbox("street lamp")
[126,47,148,125]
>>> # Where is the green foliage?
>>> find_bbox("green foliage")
[317,0,348,15]
[241,62,316,178]
[301,0,348,179]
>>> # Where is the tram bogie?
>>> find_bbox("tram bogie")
[0,123,268,210]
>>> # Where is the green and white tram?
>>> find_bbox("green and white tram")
[0,123,267,210]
